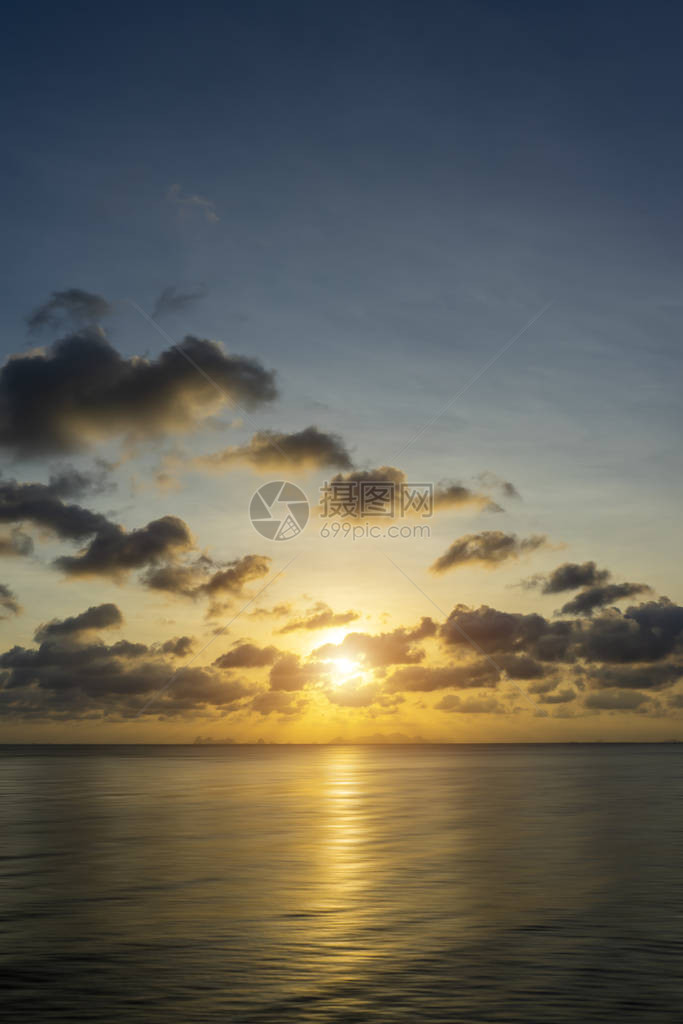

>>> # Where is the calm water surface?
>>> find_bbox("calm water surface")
[1,744,682,1022]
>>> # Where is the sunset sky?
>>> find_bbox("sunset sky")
[1,1,682,742]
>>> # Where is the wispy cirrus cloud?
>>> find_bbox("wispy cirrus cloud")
[166,183,219,224]
[151,285,207,320]
[27,289,111,333]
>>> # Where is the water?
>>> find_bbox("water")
[1,744,682,1022]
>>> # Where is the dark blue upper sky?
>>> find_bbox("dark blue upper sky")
[1,0,682,594]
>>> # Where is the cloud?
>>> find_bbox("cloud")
[166,184,219,223]
[143,553,271,614]
[434,694,504,714]
[269,653,320,692]
[249,602,292,619]
[27,289,111,333]
[386,660,499,692]
[0,329,277,456]
[584,689,652,711]
[0,526,34,557]
[0,474,265,611]
[55,516,193,579]
[430,531,548,574]
[433,483,502,513]
[34,602,122,642]
[279,602,359,633]
[0,584,21,618]
[248,691,306,717]
[323,466,500,517]
[315,624,428,668]
[0,477,111,540]
[538,687,577,705]
[196,425,353,473]
[157,636,195,658]
[440,604,574,661]
[438,596,683,678]
[0,631,255,720]
[151,285,207,320]
[528,561,611,593]
[583,663,683,691]
[494,653,546,679]
[578,600,683,663]
[213,643,279,669]
[47,462,114,499]
[325,680,384,707]
[560,582,651,616]
[406,617,437,640]
[477,472,521,500]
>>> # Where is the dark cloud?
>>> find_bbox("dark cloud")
[583,663,683,691]
[197,425,353,473]
[537,561,611,593]
[0,477,110,540]
[433,483,502,513]
[158,636,195,658]
[0,474,264,611]
[477,472,521,501]
[315,625,428,668]
[195,555,270,603]
[440,604,574,662]
[151,285,207,320]
[495,653,546,679]
[0,630,255,720]
[34,603,122,642]
[320,466,405,518]
[406,617,438,640]
[386,661,499,692]
[279,602,359,634]
[434,694,505,713]
[538,687,577,705]
[143,553,271,614]
[439,597,683,671]
[27,289,111,333]
[328,465,405,488]
[55,516,193,578]
[47,462,114,499]
[0,329,277,456]
[501,481,521,499]
[431,531,548,574]
[578,600,683,663]
[584,689,652,711]
[0,584,21,618]
[560,582,651,616]
[528,677,562,695]
[248,691,306,717]
[324,467,499,517]
[269,653,320,692]
[213,643,279,669]
[249,602,292,619]
[0,526,34,557]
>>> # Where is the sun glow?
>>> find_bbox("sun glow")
[329,658,361,685]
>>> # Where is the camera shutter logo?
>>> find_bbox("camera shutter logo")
[249,481,309,541]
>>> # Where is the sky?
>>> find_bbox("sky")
[0,0,682,742]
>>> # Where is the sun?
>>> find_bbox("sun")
[329,657,361,685]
